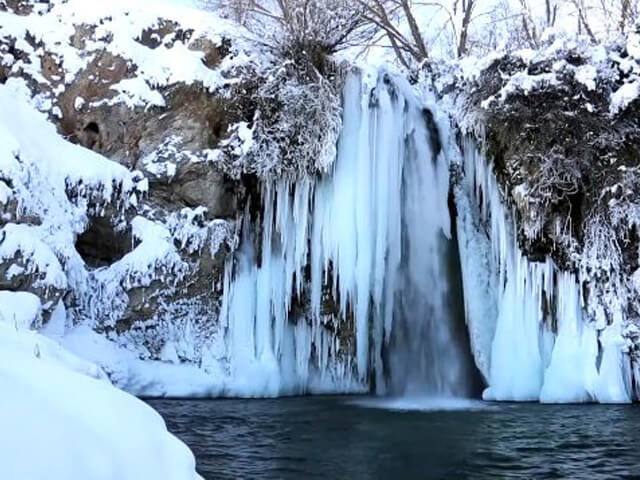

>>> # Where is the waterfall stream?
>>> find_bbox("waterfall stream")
[219,68,478,397]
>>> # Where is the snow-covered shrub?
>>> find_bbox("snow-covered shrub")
[223,0,367,65]
[219,60,343,178]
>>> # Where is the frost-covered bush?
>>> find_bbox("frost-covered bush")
[209,0,356,179]
[220,60,343,178]
[223,0,367,63]
[440,31,640,254]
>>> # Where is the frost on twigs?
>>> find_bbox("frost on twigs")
[212,0,359,179]
[218,60,343,179]
[442,33,640,263]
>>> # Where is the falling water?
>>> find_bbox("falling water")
[219,68,477,397]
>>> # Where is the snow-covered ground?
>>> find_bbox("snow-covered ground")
[0,292,201,479]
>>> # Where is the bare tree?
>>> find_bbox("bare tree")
[571,0,598,42]
[225,0,373,56]
[355,0,428,68]
[455,0,477,57]
[545,0,559,29]
[354,0,480,65]
[224,0,640,68]
[517,0,540,47]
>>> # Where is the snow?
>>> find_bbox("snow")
[0,0,264,112]
[62,326,224,397]
[103,77,167,109]
[0,223,68,290]
[0,51,201,478]
[167,207,233,256]
[0,78,136,203]
[0,291,41,329]
[447,35,638,121]
[0,310,200,479]
[610,80,640,115]
[574,64,598,91]
[80,216,190,330]
[0,71,231,400]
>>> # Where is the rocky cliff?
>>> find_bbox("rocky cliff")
[4,0,640,402]
[438,29,640,400]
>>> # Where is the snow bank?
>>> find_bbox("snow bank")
[63,325,224,397]
[0,297,201,480]
[0,291,41,329]
[0,45,201,477]
[439,35,639,125]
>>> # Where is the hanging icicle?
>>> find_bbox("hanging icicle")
[456,139,633,403]
[218,67,466,397]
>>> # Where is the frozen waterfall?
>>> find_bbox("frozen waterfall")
[219,69,476,397]
[218,67,633,403]
[455,139,633,403]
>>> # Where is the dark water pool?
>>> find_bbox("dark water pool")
[147,396,640,479]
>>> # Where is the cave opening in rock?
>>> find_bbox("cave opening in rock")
[80,121,101,151]
[75,216,133,268]
[84,121,100,135]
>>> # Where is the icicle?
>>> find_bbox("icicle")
[218,67,458,396]
[458,139,632,404]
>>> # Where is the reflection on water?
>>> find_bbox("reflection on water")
[148,396,640,480]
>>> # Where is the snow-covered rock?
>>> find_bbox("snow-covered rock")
[441,32,640,402]
[0,0,346,398]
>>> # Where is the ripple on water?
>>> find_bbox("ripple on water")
[347,395,492,411]
[148,397,640,480]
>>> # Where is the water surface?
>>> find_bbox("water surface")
[148,396,640,479]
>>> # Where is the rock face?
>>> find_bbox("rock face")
[8,0,640,402]
[0,1,249,366]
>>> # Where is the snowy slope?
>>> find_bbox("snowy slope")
[0,293,201,479]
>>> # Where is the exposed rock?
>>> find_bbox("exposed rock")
[0,0,34,15]
[0,251,64,312]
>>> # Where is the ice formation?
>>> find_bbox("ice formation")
[218,68,472,396]
[2,0,637,411]
[456,139,633,403]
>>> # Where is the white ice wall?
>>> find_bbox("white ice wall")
[455,139,633,403]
